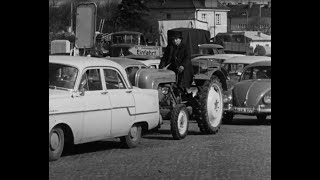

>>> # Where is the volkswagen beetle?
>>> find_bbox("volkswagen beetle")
[223,60,271,123]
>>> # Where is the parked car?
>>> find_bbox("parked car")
[191,44,225,59]
[124,54,160,69]
[49,56,161,161]
[191,54,245,64]
[104,31,147,57]
[107,57,148,86]
[223,60,271,123]
[222,56,271,85]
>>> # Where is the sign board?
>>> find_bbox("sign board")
[75,3,97,49]
[129,45,162,57]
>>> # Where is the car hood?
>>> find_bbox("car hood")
[233,79,271,107]
[49,88,71,99]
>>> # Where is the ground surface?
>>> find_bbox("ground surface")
[49,115,271,180]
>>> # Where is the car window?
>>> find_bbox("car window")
[252,66,271,79]
[49,63,78,89]
[125,66,140,86]
[79,69,103,91]
[242,67,252,80]
[241,66,271,80]
[236,64,244,73]
[103,69,126,89]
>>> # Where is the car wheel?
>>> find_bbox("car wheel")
[170,104,189,140]
[196,78,223,134]
[49,127,64,161]
[257,115,267,121]
[223,112,234,124]
[120,124,142,148]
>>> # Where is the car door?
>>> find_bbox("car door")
[102,67,135,137]
[79,68,112,143]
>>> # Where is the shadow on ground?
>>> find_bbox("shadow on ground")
[223,118,271,126]
[143,128,203,140]
[61,139,123,157]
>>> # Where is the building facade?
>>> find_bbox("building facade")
[145,0,230,45]
[227,1,271,34]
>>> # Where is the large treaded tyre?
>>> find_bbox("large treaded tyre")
[196,78,224,134]
[170,104,189,140]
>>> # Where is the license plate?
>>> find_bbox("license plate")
[233,107,254,113]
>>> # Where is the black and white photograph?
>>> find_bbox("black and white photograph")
[49,0,271,179]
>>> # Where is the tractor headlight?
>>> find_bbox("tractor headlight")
[263,95,271,104]
[223,94,232,103]
[161,87,169,95]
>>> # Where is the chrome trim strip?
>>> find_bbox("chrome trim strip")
[49,106,158,116]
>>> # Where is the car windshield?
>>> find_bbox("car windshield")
[241,66,271,81]
[223,63,246,74]
[49,63,78,90]
[112,34,140,44]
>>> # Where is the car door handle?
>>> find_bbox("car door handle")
[101,91,108,95]
[126,90,132,93]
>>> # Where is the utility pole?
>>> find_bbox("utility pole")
[70,2,73,32]
[246,9,248,30]
[259,0,263,31]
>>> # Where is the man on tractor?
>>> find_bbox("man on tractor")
[159,33,194,99]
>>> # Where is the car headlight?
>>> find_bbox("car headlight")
[263,95,271,104]
[223,94,232,103]
[161,87,169,95]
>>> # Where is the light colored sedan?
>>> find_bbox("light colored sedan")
[49,56,161,161]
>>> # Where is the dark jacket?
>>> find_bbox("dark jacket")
[160,43,194,88]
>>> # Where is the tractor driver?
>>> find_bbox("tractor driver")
[159,33,194,94]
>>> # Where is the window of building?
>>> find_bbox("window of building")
[215,14,221,25]
[202,13,207,21]
[166,13,171,19]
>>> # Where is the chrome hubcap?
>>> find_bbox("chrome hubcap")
[130,126,138,140]
[50,132,60,151]
[178,110,188,134]
[207,85,222,127]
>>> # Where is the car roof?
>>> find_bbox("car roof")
[49,56,125,70]
[193,54,245,60]
[198,44,224,49]
[111,31,142,35]
[125,54,160,60]
[223,56,271,64]
[245,60,271,69]
[106,57,147,68]
[139,59,160,66]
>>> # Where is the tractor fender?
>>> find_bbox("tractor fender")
[194,68,228,91]
[135,68,176,89]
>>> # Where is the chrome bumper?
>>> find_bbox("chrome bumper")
[224,104,271,114]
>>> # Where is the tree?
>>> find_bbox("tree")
[113,0,150,32]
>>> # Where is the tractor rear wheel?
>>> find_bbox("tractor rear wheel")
[196,79,223,134]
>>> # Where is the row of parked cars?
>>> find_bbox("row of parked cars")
[49,53,271,161]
